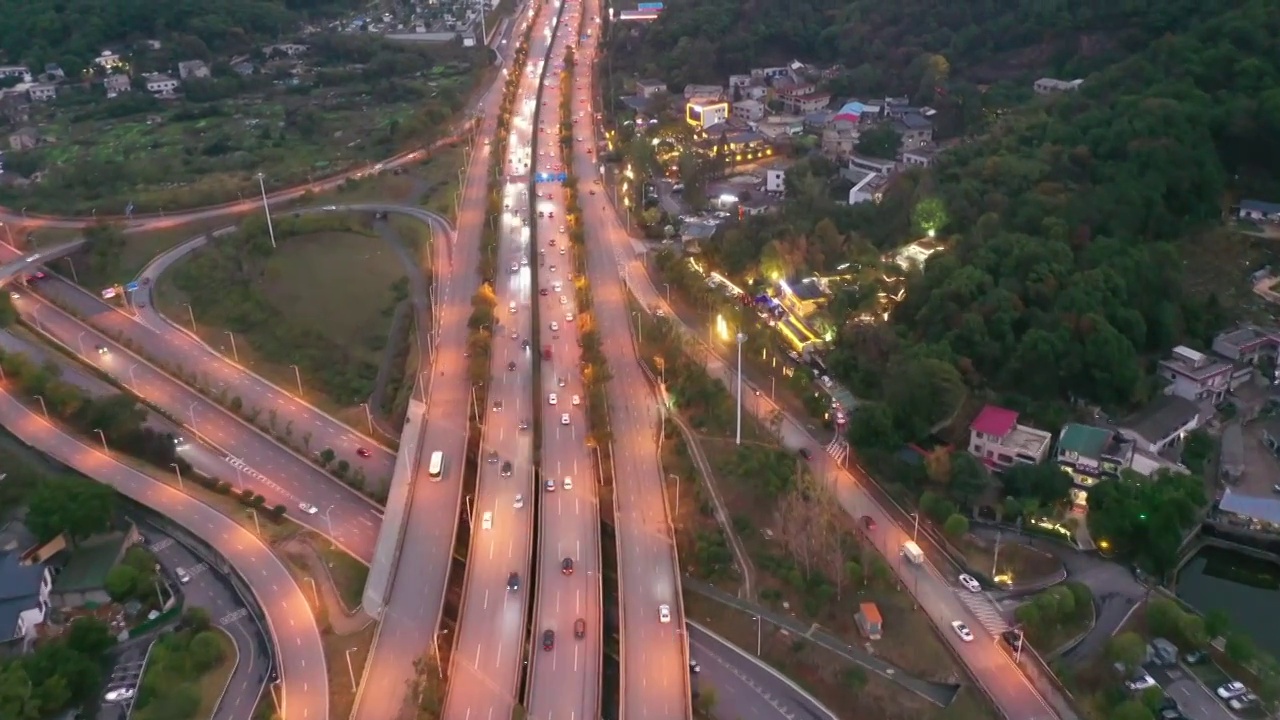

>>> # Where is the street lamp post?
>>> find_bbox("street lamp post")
[631,311,641,345]
[224,331,239,362]
[911,512,920,542]
[663,283,670,305]
[33,395,48,418]
[668,473,680,517]
[170,463,185,492]
[93,429,108,453]
[183,303,196,334]
[64,257,79,284]
[345,647,360,691]
[360,403,374,435]
[188,401,198,433]
[128,364,139,387]
[735,332,747,445]
[754,615,762,656]
[324,506,336,540]
[76,331,86,356]
[257,173,277,249]
[289,365,303,396]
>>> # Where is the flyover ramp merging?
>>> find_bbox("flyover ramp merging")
[440,0,551,716]
[0,390,326,720]
[571,1,691,716]
[351,16,529,720]
[6,289,382,561]
[526,3,604,718]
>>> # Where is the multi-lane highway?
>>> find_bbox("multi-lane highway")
[525,3,605,717]
[0,391,325,720]
[4,284,383,560]
[570,1,691,716]
[440,0,553,715]
[351,11,537,719]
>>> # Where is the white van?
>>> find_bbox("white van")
[482,511,493,530]
[509,301,517,314]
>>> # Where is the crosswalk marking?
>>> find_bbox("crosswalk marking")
[826,437,849,466]
[957,591,1009,635]
[220,608,248,627]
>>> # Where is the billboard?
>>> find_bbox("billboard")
[685,101,728,129]
[637,1,664,8]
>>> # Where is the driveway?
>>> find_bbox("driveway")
[140,521,271,720]
[96,638,151,720]
[972,524,1144,663]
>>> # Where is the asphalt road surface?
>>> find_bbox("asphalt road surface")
[0,391,325,720]
[141,522,271,720]
[688,623,837,720]
[4,286,382,561]
[351,12,533,720]
[570,1,690,716]
[440,1,552,716]
[524,3,605,718]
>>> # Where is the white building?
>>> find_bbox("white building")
[1034,77,1083,95]
[731,99,764,122]
[968,405,1052,471]
[143,73,179,95]
[26,83,56,102]
[0,65,31,81]
[765,165,787,194]
[1157,345,1232,404]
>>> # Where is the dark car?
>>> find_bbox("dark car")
[798,448,812,460]
[1183,650,1208,665]
[508,572,520,591]
[574,618,586,639]
[508,361,517,371]
[356,447,372,458]
[501,461,513,477]
[487,450,499,464]
[861,515,876,531]
[1000,629,1023,653]
[561,557,574,575]
[540,288,549,296]
[542,629,555,651]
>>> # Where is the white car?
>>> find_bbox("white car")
[548,393,558,405]
[103,687,136,703]
[553,281,562,292]
[545,479,555,492]
[571,394,581,406]
[958,574,981,592]
[298,503,319,515]
[560,246,566,255]
[1126,674,1158,692]
[175,568,192,585]
[481,511,493,530]
[951,621,974,642]
[659,604,671,623]
[559,295,568,305]
[565,312,574,322]
[514,494,524,509]
[563,476,573,490]
[550,321,560,331]
[1217,681,1248,699]
[561,413,570,425]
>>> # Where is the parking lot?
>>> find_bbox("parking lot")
[1146,664,1237,720]
[96,639,153,720]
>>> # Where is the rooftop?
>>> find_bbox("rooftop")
[1123,395,1200,445]
[971,405,1018,437]
[1215,325,1279,352]
[1219,488,1280,526]
[1057,423,1113,458]
[1160,345,1232,380]
[895,113,933,130]
[1242,199,1280,215]
[52,533,128,593]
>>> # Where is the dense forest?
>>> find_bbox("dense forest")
[0,0,358,72]
[610,0,1248,96]
[673,0,1280,447]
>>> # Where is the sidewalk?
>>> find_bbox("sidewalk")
[278,537,373,635]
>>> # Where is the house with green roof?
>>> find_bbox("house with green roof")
[1055,423,1134,493]
[49,531,133,609]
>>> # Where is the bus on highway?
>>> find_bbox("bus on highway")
[428,451,444,480]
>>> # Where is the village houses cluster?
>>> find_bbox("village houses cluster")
[0,42,309,153]
[624,63,1094,214]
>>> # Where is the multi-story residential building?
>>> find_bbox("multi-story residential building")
[143,73,180,95]
[1214,325,1280,365]
[968,405,1053,471]
[893,112,933,149]
[1158,345,1232,404]
[1056,423,1134,486]
[1120,395,1201,454]
[731,99,764,122]
[683,84,725,101]
[1237,199,1280,223]
[0,552,53,645]
[901,146,938,168]
[764,163,788,194]
[26,83,56,102]
[0,65,30,81]
[635,78,666,98]
[821,120,859,157]
[104,73,132,96]
[177,60,211,80]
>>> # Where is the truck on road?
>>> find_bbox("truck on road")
[901,540,924,564]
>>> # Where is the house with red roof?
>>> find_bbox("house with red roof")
[968,405,1052,471]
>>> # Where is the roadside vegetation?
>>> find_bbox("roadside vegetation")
[156,212,407,413]
[0,615,118,719]
[132,608,235,720]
